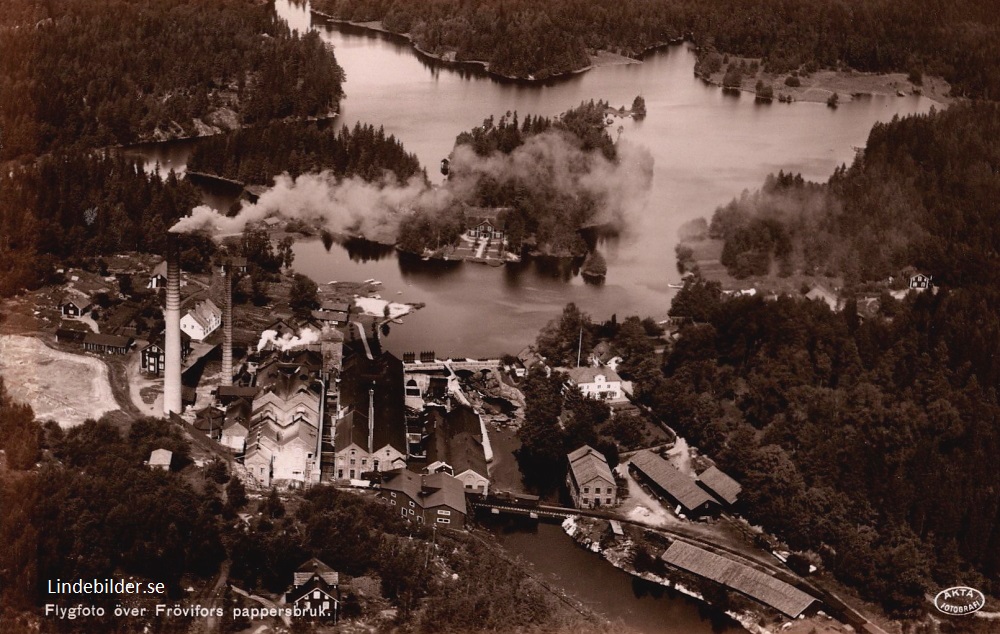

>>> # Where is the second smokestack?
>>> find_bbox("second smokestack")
[163,235,183,415]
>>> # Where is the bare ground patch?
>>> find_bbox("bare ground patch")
[0,334,119,426]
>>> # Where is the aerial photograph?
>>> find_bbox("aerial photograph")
[1,1,999,633]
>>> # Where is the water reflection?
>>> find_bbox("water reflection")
[339,237,396,262]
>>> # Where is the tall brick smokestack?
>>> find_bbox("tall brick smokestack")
[163,235,183,415]
[368,385,375,456]
[221,262,233,386]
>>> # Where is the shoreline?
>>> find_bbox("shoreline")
[312,11,950,107]
[312,12,656,82]
[561,516,768,634]
[695,59,952,108]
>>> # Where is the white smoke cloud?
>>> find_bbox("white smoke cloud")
[170,128,653,242]
[256,327,321,352]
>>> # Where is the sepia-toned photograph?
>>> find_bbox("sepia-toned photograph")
[1,1,998,633]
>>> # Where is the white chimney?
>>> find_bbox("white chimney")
[221,262,233,386]
[163,236,183,415]
[368,385,375,456]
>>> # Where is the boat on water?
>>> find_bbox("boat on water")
[667,283,684,289]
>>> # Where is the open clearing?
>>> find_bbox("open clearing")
[0,334,119,426]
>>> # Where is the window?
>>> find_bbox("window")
[409,501,414,507]
[606,498,612,505]
[390,500,396,506]
[361,459,367,466]
[583,487,589,493]
[313,590,320,599]
[322,601,329,611]
[595,487,601,494]
[409,508,414,515]
[350,459,355,465]
[390,492,396,498]
[437,510,451,516]
[337,469,343,478]
[349,470,355,478]
[401,508,407,516]
[436,518,451,524]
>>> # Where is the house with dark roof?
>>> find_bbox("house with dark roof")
[140,332,192,375]
[147,261,168,289]
[463,205,510,241]
[425,405,490,495]
[697,465,742,506]
[193,406,226,441]
[286,558,339,621]
[59,294,92,318]
[180,298,221,341]
[377,468,468,526]
[83,333,134,355]
[56,319,91,343]
[567,445,617,509]
[661,541,816,618]
[629,450,718,518]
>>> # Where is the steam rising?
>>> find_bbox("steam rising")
[169,129,654,241]
[257,327,320,352]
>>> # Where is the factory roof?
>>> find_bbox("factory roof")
[630,450,715,513]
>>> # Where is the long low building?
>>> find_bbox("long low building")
[629,450,717,518]
[661,541,816,618]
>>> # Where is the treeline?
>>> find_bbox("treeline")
[312,0,1000,97]
[0,411,225,631]
[398,100,618,256]
[0,151,212,297]
[709,104,1000,286]
[187,121,424,186]
[654,279,1000,614]
[0,0,344,161]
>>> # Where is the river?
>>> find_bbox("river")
[488,520,740,633]
[117,3,936,630]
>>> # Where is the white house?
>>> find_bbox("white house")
[180,298,222,341]
[564,367,624,401]
[148,448,172,471]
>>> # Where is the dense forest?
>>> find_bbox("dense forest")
[0,152,215,297]
[514,105,1000,615]
[0,0,344,161]
[312,0,1000,97]
[397,100,626,257]
[187,121,424,186]
[709,104,1000,286]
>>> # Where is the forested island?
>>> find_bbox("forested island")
[311,0,999,98]
[0,0,344,161]
[397,99,648,259]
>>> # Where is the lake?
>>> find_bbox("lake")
[128,0,935,360]
[275,0,935,358]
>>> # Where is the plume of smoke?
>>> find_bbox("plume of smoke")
[256,327,321,352]
[446,130,654,229]
[170,129,653,241]
[170,172,449,242]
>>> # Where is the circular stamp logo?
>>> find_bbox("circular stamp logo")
[933,587,985,616]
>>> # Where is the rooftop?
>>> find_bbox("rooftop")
[698,466,742,505]
[630,450,715,512]
[567,445,615,487]
[661,541,815,618]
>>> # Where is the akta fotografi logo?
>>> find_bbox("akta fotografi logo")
[933,586,985,615]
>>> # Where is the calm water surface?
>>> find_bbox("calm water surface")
[490,521,739,633]
[132,0,935,359]
[278,0,933,357]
